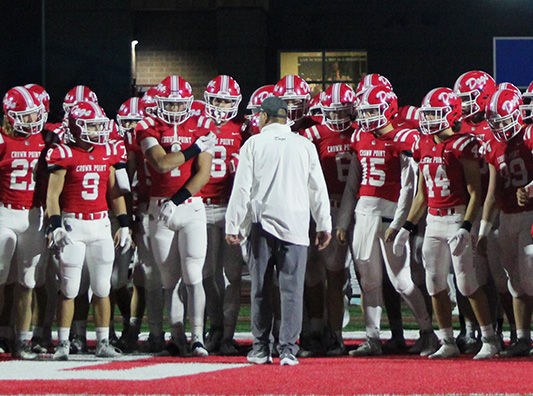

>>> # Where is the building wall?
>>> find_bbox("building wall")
[1,1,532,118]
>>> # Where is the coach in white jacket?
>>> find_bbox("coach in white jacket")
[225,96,332,366]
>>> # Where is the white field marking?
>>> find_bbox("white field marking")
[0,360,249,380]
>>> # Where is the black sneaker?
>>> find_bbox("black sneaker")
[298,332,323,358]
[31,336,50,354]
[501,338,532,357]
[0,337,11,354]
[12,340,37,360]
[69,335,87,354]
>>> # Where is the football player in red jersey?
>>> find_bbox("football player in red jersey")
[198,75,246,355]
[120,98,166,353]
[243,85,274,136]
[394,88,499,359]
[337,85,438,357]
[478,89,533,357]
[0,86,48,359]
[453,71,513,353]
[136,75,216,357]
[273,75,319,134]
[521,80,533,125]
[22,84,63,354]
[46,101,131,360]
[298,83,355,357]
[356,74,427,353]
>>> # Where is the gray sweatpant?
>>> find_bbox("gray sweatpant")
[247,223,307,355]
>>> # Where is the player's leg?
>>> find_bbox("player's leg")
[149,204,183,355]
[300,232,326,357]
[423,215,458,359]
[179,201,208,356]
[498,212,533,356]
[53,235,87,361]
[220,234,244,355]
[87,217,120,357]
[382,231,437,355]
[202,205,224,352]
[349,213,384,357]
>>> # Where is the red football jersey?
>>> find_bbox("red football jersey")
[0,130,46,208]
[463,119,491,143]
[107,138,128,166]
[197,116,244,201]
[135,116,203,198]
[352,127,419,202]
[413,133,480,209]
[124,129,151,205]
[303,124,354,197]
[46,143,116,214]
[463,119,491,198]
[484,126,533,214]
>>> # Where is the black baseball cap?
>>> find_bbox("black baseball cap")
[259,96,288,118]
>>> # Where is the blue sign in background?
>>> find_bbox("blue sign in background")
[493,37,533,88]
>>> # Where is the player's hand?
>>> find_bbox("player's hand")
[384,227,399,243]
[336,228,347,245]
[476,235,488,257]
[195,132,217,152]
[158,200,177,226]
[524,244,533,258]
[392,227,410,256]
[226,234,242,245]
[517,187,529,207]
[51,227,72,251]
[315,231,332,251]
[448,228,470,256]
[115,227,133,254]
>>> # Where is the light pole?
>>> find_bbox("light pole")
[131,40,138,95]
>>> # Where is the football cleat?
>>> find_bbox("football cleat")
[500,338,532,358]
[12,340,37,360]
[53,340,70,361]
[349,337,383,357]
[95,339,122,358]
[428,339,460,359]
[473,335,501,360]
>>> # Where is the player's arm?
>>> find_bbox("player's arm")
[477,163,500,256]
[183,152,213,195]
[46,168,66,218]
[157,151,213,226]
[336,154,362,244]
[108,166,128,217]
[460,157,482,224]
[386,154,416,242]
[144,143,187,174]
[392,168,427,256]
[108,167,132,251]
[142,133,216,174]
[404,168,428,225]
[46,168,67,247]
[126,150,138,184]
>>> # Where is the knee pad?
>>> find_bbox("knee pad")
[181,259,204,286]
[91,278,111,298]
[355,261,381,293]
[61,280,81,300]
[425,271,448,296]
[455,272,480,297]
